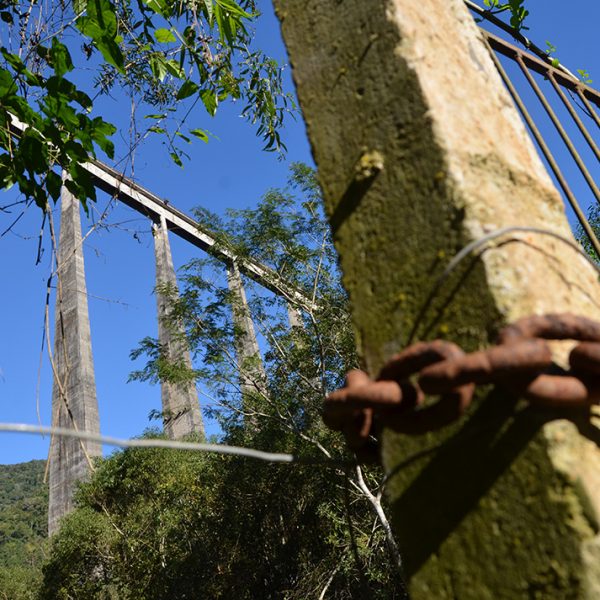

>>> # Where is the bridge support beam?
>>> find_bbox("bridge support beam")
[275,0,600,596]
[153,216,204,440]
[48,177,101,536]
[227,261,268,426]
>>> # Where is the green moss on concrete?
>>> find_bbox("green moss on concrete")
[277,0,500,374]
[274,0,597,597]
[381,401,595,599]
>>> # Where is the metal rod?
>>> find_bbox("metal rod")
[0,423,295,462]
[487,51,600,257]
[515,55,600,204]
[548,74,600,162]
[482,31,600,109]
[576,88,600,130]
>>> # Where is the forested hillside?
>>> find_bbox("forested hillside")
[0,460,47,598]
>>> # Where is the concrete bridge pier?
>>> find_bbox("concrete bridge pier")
[48,177,101,536]
[153,215,205,440]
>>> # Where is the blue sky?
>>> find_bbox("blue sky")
[0,1,598,464]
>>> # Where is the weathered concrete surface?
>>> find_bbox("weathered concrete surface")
[153,216,204,440]
[274,0,600,596]
[227,261,268,423]
[48,180,101,536]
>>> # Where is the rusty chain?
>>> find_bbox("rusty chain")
[323,314,600,459]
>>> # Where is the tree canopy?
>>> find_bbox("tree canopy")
[0,460,47,600]
[0,0,292,209]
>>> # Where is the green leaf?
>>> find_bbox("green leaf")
[19,132,48,174]
[176,80,199,100]
[144,0,170,17]
[155,28,176,43]
[169,151,183,167]
[577,68,593,84]
[165,59,184,79]
[200,89,218,116]
[70,162,97,204]
[64,140,89,163]
[0,68,15,96]
[50,39,74,77]
[95,37,124,73]
[175,131,191,143]
[148,125,167,134]
[45,170,62,201]
[215,0,250,19]
[89,0,118,36]
[1,49,42,86]
[149,54,168,82]
[89,117,116,158]
[90,117,117,138]
[202,0,213,23]
[545,40,557,55]
[76,0,124,73]
[190,128,209,143]
[73,90,93,111]
[213,4,226,42]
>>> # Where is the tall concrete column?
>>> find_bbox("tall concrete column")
[227,261,268,421]
[153,216,204,440]
[48,177,101,536]
[275,0,600,597]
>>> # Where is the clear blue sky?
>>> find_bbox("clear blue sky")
[0,1,598,464]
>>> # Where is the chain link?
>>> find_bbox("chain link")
[323,314,600,458]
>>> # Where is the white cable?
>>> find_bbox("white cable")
[0,423,296,463]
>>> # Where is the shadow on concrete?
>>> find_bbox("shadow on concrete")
[389,389,552,577]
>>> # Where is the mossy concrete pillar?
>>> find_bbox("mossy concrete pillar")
[274,0,600,597]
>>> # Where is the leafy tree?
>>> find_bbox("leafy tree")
[577,204,600,264]
[0,0,292,210]
[0,461,47,600]
[38,164,408,599]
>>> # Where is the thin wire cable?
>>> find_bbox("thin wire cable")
[408,225,600,344]
[0,423,349,466]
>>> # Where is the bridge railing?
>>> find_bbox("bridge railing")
[468,3,600,257]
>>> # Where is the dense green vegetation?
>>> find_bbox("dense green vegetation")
[0,460,47,600]
[37,165,406,599]
[39,437,400,599]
